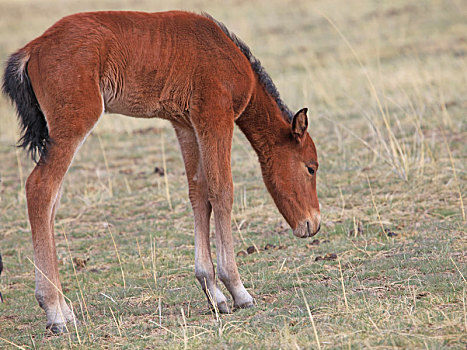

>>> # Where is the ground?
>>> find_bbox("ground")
[0,0,466,348]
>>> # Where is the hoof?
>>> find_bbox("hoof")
[234,298,255,310]
[216,300,231,314]
[46,318,78,334]
[47,323,68,334]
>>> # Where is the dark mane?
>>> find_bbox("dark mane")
[203,13,293,123]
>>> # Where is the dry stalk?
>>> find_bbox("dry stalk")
[123,176,132,194]
[107,225,126,289]
[463,288,466,333]
[366,175,386,238]
[15,147,24,201]
[149,319,181,340]
[233,216,247,245]
[293,264,321,350]
[62,226,92,336]
[136,237,147,273]
[159,297,162,325]
[180,307,188,350]
[151,234,157,290]
[0,337,27,350]
[160,133,173,210]
[204,279,222,333]
[450,257,466,283]
[97,135,113,197]
[338,258,349,311]
[443,133,465,222]
[109,306,122,337]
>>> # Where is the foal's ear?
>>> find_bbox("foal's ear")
[291,108,308,143]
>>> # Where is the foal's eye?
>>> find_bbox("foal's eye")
[307,166,315,175]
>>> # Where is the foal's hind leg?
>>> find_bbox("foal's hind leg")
[173,123,230,313]
[26,102,102,332]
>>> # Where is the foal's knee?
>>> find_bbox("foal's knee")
[207,188,233,212]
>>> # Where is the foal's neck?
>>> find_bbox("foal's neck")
[236,81,290,166]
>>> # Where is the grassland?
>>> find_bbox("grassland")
[0,0,466,348]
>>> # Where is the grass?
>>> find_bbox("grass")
[0,0,466,348]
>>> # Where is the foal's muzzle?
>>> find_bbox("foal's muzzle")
[293,214,321,238]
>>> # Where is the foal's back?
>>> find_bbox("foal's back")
[25,11,255,122]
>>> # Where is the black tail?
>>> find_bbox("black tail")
[2,51,49,163]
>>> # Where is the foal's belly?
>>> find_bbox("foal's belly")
[103,90,192,127]
[101,59,193,126]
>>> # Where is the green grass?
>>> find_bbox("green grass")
[0,0,466,348]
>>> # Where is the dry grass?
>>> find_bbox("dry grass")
[0,0,466,348]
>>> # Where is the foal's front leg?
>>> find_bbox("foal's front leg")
[192,117,254,309]
[173,124,230,313]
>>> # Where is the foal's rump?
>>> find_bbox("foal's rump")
[3,14,107,160]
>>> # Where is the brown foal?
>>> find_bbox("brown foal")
[3,11,320,332]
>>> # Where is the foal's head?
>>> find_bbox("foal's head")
[266,108,321,238]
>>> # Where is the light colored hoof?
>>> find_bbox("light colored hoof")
[232,287,255,310]
[47,316,79,334]
[44,301,76,335]
[46,316,78,334]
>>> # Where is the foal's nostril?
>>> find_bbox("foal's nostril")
[316,223,321,233]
